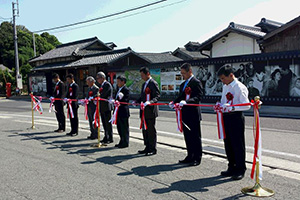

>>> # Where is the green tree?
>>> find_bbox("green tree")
[0,21,61,93]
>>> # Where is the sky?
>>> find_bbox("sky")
[0,0,300,52]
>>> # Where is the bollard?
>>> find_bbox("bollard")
[241,96,274,197]
[91,96,106,148]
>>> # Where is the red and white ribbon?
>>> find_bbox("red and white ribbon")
[30,94,43,114]
[67,99,74,119]
[174,103,183,132]
[251,100,263,180]
[140,102,147,130]
[93,97,100,128]
[49,98,56,113]
[110,101,120,125]
[214,102,226,139]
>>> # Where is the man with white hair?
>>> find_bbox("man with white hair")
[96,72,114,144]
[86,76,99,140]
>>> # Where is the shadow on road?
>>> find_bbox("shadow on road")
[152,175,232,194]
[118,163,190,177]
[81,153,142,165]
[69,146,116,156]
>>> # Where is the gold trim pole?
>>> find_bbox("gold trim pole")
[91,96,106,148]
[241,96,274,197]
[31,92,35,129]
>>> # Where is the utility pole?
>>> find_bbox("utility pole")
[12,0,22,93]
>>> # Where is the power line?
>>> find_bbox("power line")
[33,0,167,33]
[50,0,188,34]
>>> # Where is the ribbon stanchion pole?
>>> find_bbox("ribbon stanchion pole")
[91,96,106,148]
[31,92,35,129]
[241,96,274,197]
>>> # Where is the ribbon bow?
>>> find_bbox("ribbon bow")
[213,102,226,139]
[110,101,120,125]
[69,87,73,96]
[93,97,101,128]
[30,94,43,114]
[185,87,192,100]
[140,102,147,130]
[174,103,183,132]
[67,99,74,119]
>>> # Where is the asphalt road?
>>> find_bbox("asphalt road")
[0,99,299,200]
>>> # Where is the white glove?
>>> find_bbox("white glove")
[144,101,151,107]
[179,100,187,107]
[132,101,137,107]
[88,96,93,101]
[222,103,232,113]
[118,92,124,100]
[63,98,68,103]
[108,99,115,104]
[169,101,174,109]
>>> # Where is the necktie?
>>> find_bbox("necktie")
[182,80,189,92]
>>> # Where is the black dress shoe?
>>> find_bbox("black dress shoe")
[232,174,244,180]
[189,160,201,166]
[66,132,73,136]
[138,149,148,154]
[100,139,108,143]
[179,158,193,164]
[118,145,128,149]
[221,170,234,177]
[115,144,120,147]
[146,150,157,156]
[87,136,97,140]
[54,129,60,132]
[70,133,78,137]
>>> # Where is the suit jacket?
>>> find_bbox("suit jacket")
[174,76,203,121]
[86,84,99,109]
[66,82,79,107]
[53,80,65,105]
[137,78,160,119]
[100,81,113,113]
[115,86,130,118]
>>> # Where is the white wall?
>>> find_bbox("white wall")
[211,32,261,58]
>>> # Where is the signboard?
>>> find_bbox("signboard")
[17,74,23,89]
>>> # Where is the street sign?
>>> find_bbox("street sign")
[17,74,23,89]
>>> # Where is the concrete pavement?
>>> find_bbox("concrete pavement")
[0,99,300,199]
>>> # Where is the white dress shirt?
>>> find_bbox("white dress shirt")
[220,78,251,111]
[143,77,152,91]
[116,86,124,99]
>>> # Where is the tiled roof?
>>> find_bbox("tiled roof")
[262,15,300,40]
[186,22,266,51]
[29,37,113,63]
[66,50,130,67]
[255,18,283,32]
[137,52,182,63]
[173,48,206,60]
[0,64,12,72]
[33,62,73,71]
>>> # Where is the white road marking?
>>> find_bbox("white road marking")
[3,113,300,159]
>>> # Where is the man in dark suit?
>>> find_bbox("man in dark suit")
[137,67,160,156]
[51,73,66,133]
[86,76,99,140]
[114,75,130,148]
[65,73,79,136]
[172,63,203,166]
[96,72,114,144]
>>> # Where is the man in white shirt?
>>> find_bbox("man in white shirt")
[217,65,251,180]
